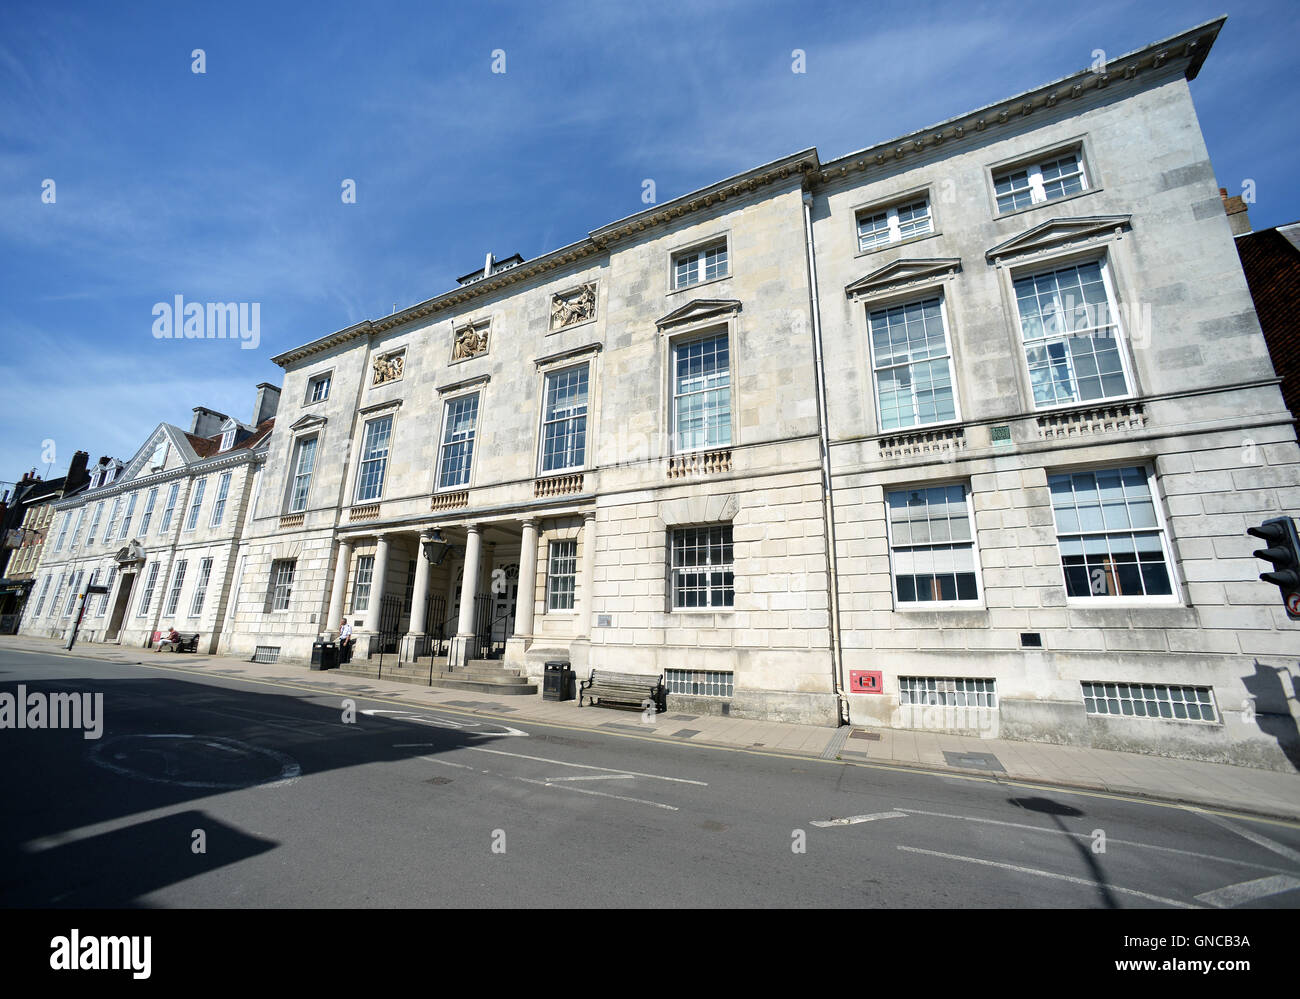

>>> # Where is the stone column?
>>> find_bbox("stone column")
[362,533,390,640]
[325,538,353,639]
[403,531,433,660]
[449,525,480,668]
[514,520,538,640]
[576,512,597,639]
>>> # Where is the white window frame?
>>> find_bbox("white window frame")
[670,329,733,455]
[158,483,180,534]
[53,511,73,552]
[671,238,729,291]
[355,415,393,503]
[97,567,116,616]
[137,563,161,618]
[287,436,318,513]
[866,294,962,433]
[1011,256,1135,413]
[270,560,295,612]
[993,148,1088,214]
[885,482,984,609]
[86,502,104,546]
[546,539,577,612]
[138,488,158,536]
[352,554,375,613]
[307,372,332,404]
[163,560,188,617]
[210,472,232,527]
[183,478,207,532]
[31,574,53,617]
[103,498,121,544]
[117,492,138,541]
[856,195,933,253]
[670,524,735,611]
[538,364,590,475]
[1048,464,1181,606]
[189,557,214,617]
[436,393,479,491]
[219,428,236,452]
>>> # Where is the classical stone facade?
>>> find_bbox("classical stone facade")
[215,17,1298,766]
[21,387,277,653]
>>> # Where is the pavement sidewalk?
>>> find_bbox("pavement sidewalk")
[5,634,1300,822]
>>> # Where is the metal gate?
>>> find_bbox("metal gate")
[422,593,449,658]
[377,594,401,654]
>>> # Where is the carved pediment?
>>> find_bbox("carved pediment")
[655,299,742,331]
[114,540,146,565]
[985,215,1132,263]
[845,258,962,298]
[289,414,328,432]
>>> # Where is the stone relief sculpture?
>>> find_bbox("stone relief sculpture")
[550,283,596,330]
[451,323,489,361]
[372,351,405,385]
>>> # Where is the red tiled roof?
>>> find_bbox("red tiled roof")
[1236,227,1300,421]
[185,418,274,460]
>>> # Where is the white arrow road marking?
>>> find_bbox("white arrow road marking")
[811,811,907,827]
[897,845,1198,909]
[363,709,528,737]
[1199,812,1300,866]
[516,777,678,811]
[465,746,707,785]
[1195,874,1300,908]
[896,807,1298,875]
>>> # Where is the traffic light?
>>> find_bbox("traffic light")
[1246,516,1300,620]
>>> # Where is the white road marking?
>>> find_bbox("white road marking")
[1195,874,1300,908]
[897,845,1198,909]
[811,811,907,827]
[1199,811,1300,866]
[516,777,678,811]
[543,774,637,782]
[465,746,707,785]
[419,756,475,770]
[896,807,1297,875]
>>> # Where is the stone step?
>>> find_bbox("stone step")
[431,670,530,684]
[427,676,539,695]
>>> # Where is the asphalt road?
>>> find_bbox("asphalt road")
[2,648,1299,908]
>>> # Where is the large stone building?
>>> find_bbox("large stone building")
[29,16,1295,768]
[21,387,277,651]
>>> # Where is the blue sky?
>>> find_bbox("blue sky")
[1,0,1296,486]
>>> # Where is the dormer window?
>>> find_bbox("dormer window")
[103,467,116,485]
[90,471,101,489]
[220,428,236,452]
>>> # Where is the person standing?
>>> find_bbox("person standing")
[339,618,353,663]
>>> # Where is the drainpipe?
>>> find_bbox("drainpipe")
[801,189,849,727]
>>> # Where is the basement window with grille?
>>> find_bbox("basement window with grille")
[666,669,734,698]
[253,646,281,664]
[1081,682,1217,723]
[899,676,997,708]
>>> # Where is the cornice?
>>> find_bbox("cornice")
[437,373,491,395]
[267,18,1223,370]
[51,446,267,510]
[534,342,604,369]
[986,215,1132,264]
[845,259,962,299]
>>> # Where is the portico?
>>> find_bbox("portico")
[323,508,596,672]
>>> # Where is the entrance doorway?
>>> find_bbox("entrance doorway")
[105,573,136,643]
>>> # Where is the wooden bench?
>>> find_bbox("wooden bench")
[579,669,666,713]
[153,631,200,653]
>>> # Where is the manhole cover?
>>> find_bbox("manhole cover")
[89,734,301,789]
[425,776,453,785]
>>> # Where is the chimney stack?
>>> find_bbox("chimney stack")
[191,407,229,438]
[1219,187,1252,236]
[252,383,281,426]
[67,450,90,489]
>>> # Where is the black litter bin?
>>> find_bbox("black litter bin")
[543,660,575,701]
[311,640,338,671]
